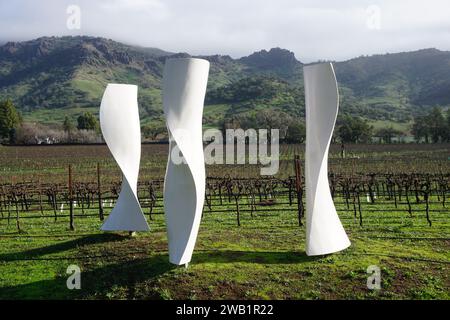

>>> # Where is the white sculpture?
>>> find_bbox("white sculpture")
[304,63,350,256]
[163,58,210,265]
[99,84,150,231]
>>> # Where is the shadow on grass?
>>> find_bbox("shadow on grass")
[0,238,320,299]
[0,233,128,261]
[0,253,174,299]
[192,250,320,264]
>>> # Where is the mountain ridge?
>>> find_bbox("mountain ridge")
[0,36,449,129]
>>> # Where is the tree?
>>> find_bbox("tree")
[253,109,291,140]
[63,116,75,143]
[220,109,293,141]
[285,120,306,143]
[337,115,373,143]
[63,116,75,132]
[0,99,22,143]
[412,107,447,143]
[411,115,430,143]
[375,126,402,143]
[77,112,99,131]
[142,123,167,140]
[427,107,446,143]
[63,116,75,134]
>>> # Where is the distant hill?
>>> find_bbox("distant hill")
[0,36,449,129]
[0,36,171,125]
[334,48,450,122]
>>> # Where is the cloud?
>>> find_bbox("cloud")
[0,0,449,62]
[99,0,166,13]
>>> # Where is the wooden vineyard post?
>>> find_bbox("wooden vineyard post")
[424,182,432,227]
[234,182,241,227]
[356,186,363,226]
[235,194,241,227]
[7,197,11,225]
[38,178,43,216]
[14,192,20,232]
[294,155,304,226]
[148,183,156,221]
[15,203,20,232]
[52,189,57,222]
[405,183,413,217]
[97,163,104,221]
[68,165,74,231]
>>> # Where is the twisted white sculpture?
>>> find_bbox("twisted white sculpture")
[304,63,350,256]
[163,58,210,265]
[99,84,150,232]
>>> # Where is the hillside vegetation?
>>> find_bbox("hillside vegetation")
[0,36,449,130]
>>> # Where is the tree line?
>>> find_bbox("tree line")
[411,107,450,143]
[217,107,450,144]
[0,99,102,144]
[1,99,449,145]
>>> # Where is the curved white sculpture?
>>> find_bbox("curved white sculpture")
[163,58,210,265]
[99,84,150,231]
[304,63,350,256]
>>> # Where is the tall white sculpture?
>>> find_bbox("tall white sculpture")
[304,63,350,256]
[163,58,210,265]
[99,84,150,231]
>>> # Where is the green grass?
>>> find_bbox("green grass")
[0,196,448,300]
[0,144,448,299]
[22,106,100,125]
[369,120,412,132]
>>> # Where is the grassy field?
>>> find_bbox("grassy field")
[0,200,448,300]
[368,120,412,134]
[0,143,448,300]
[22,106,100,126]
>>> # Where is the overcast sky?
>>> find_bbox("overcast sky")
[1,0,449,62]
